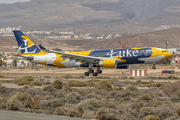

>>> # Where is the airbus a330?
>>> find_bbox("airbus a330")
[13,30,172,76]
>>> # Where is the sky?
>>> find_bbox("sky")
[0,0,30,4]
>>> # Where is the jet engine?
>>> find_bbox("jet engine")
[99,59,117,68]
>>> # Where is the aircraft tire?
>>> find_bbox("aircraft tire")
[97,70,102,74]
[89,69,94,73]
[93,73,98,76]
[84,72,90,76]
[152,66,156,69]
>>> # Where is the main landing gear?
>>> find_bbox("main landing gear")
[84,68,102,77]
[152,62,156,70]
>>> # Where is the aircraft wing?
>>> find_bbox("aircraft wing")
[39,45,116,64]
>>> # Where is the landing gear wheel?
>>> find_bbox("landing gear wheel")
[89,69,94,73]
[152,66,156,69]
[97,70,102,74]
[84,72,90,76]
[93,73,98,76]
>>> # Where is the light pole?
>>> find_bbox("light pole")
[166,41,168,51]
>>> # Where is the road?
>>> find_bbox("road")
[0,110,90,120]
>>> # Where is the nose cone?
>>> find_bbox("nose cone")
[163,51,172,60]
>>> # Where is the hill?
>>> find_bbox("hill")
[59,28,180,50]
[0,0,135,31]
[1,28,180,52]
[1,0,180,34]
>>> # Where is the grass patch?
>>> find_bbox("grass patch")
[52,80,63,89]
[64,75,74,79]
[95,81,112,90]
[13,76,34,86]
[167,76,178,79]
[32,81,43,86]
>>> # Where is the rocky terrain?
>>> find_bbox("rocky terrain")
[1,0,180,34]
[0,76,180,120]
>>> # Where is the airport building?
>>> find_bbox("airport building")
[167,48,180,54]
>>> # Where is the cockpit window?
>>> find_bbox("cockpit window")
[162,51,167,53]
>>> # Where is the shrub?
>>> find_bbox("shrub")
[82,110,95,119]
[0,98,7,109]
[68,108,82,117]
[32,81,43,86]
[67,80,95,87]
[138,94,153,101]
[64,75,73,79]
[157,104,178,119]
[126,85,138,91]
[0,86,5,92]
[95,81,112,90]
[66,92,81,104]
[30,97,40,109]
[119,96,131,103]
[95,107,120,120]
[47,98,67,107]
[44,76,51,78]
[139,107,158,119]
[161,82,180,96]
[54,106,69,116]
[167,76,178,79]
[146,115,160,120]
[177,108,180,116]
[6,92,32,110]
[42,85,56,92]
[113,86,124,91]
[52,80,63,89]
[76,98,101,112]
[14,76,34,86]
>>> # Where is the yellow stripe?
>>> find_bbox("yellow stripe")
[22,51,48,56]
[150,48,162,58]
[53,54,66,67]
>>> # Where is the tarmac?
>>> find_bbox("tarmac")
[0,110,90,120]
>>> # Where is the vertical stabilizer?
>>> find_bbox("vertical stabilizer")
[13,30,41,55]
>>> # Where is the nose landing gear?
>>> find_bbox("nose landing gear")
[152,62,156,69]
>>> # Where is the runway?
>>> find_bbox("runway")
[0,110,89,120]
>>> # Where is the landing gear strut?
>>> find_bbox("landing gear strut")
[152,62,156,70]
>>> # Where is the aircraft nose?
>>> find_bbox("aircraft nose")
[165,52,172,59]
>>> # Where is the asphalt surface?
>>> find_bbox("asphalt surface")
[0,110,90,120]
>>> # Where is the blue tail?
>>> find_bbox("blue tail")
[13,30,41,54]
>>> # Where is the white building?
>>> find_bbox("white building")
[167,48,180,54]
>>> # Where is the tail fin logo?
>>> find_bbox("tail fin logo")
[19,35,37,54]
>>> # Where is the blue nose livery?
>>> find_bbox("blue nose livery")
[13,30,172,76]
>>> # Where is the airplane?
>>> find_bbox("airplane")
[13,30,172,76]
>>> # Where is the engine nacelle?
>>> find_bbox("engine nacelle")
[117,64,129,69]
[99,59,117,68]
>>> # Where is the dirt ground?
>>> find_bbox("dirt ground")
[0,65,178,75]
